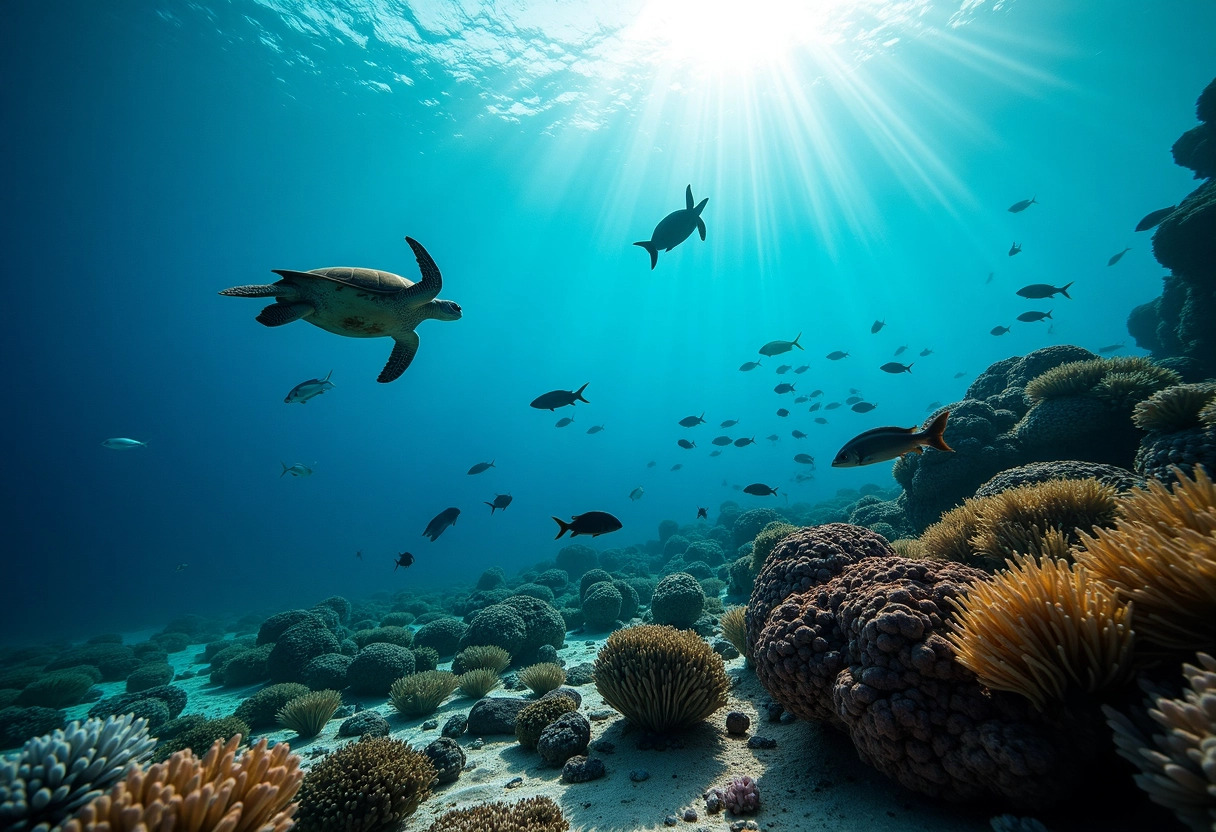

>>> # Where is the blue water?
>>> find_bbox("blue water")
[3,0,1213,640]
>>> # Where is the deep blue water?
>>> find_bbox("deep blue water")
[3,0,1213,640]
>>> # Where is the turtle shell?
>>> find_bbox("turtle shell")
[279,267,413,294]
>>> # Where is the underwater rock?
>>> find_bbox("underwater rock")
[422,736,466,784]
[338,709,390,738]
[561,755,605,783]
[467,697,530,734]
[536,710,591,766]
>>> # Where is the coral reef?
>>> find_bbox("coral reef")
[346,643,415,695]
[425,796,569,832]
[748,521,799,573]
[301,652,351,690]
[1132,382,1216,482]
[413,617,467,657]
[151,716,250,762]
[14,672,95,709]
[974,460,1145,498]
[581,581,622,631]
[733,508,784,548]
[233,682,310,729]
[650,572,705,628]
[267,620,341,684]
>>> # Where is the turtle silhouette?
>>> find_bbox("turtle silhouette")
[634,184,708,269]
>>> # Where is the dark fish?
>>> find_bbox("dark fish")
[990,325,1011,336]
[356,550,362,561]
[743,483,778,497]
[678,439,696,449]
[894,345,908,356]
[630,487,644,501]
[1017,282,1072,299]
[825,402,841,410]
[484,494,513,514]
[671,463,683,471]
[870,320,885,334]
[646,460,656,468]
[766,434,779,442]
[1008,196,1037,213]
[953,372,966,379]
[774,383,796,394]
[849,388,861,394]
[880,362,912,374]
[586,425,605,434]
[809,390,824,397]
[712,436,733,446]
[634,184,708,269]
[1008,242,1022,256]
[720,419,739,427]
[845,396,862,405]
[1017,310,1052,323]
[826,351,849,360]
[710,449,722,456]
[794,453,815,465]
[852,402,877,413]
[1098,342,1126,354]
[1135,206,1175,232]
[422,507,460,542]
[679,412,706,427]
[809,402,821,412]
[552,510,622,539]
[1107,247,1131,266]
[531,383,589,410]
[776,365,792,374]
[394,552,415,570]
[832,410,952,467]
[776,409,790,418]
[734,436,756,447]
[794,395,809,404]
[791,430,807,439]
[467,460,495,475]
[697,507,708,519]
[985,271,995,285]
[739,361,763,372]
[814,417,828,424]
[760,334,803,357]
[555,416,574,427]
[793,365,810,374]
[919,348,933,357]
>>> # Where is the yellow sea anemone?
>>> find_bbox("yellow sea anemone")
[1133,383,1216,432]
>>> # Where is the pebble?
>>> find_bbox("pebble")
[584,640,596,646]
[747,735,777,749]
[589,708,616,721]
[630,769,650,782]
[421,719,438,730]
[562,755,606,783]
[712,641,740,660]
[590,739,615,754]
[763,700,784,722]
[704,791,724,814]
[725,711,750,735]
[469,738,485,750]
[729,821,759,831]
[683,808,699,822]
[442,714,468,738]
[505,776,524,789]
[779,711,797,724]
[665,816,679,827]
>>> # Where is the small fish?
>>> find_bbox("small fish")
[852,402,877,413]
[712,436,733,446]
[739,361,763,372]
[1007,196,1037,213]
[586,425,605,434]
[832,410,953,467]
[985,271,995,285]
[845,396,862,405]
[919,348,933,357]
[953,372,966,379]
[1135,206,1175,232]
[849,388,861,394]
[646,460,656,468]
[422,507,460,541]
[670,463,683,471]
[733,436,756,447]
[280,462,312,478]
[809,402,822,412]
[794,473,815,483]
[824,402,841,410]
[809,390,824,397]
[1008,242,1022,256]
[791,430,807,439]
[870,320,885,334]
[467,460,495,475]
[894,345,908,356]
[1107,247,1131,266]
[394,552,415,570]
[766,434,779,442]
[484,494,513,514]
[1017,282,1072,299]
[793,365,810,374]
[720,419,739,428]
[990,325,1011,336]
[1048,323,1055,335]
[926,401,942,411]
[744,483,779,497]
[552,510,622,539]
[530,383,589,411]
[760,333,803,356]
[679,412,706,427]
[794,395,809,404]
[356,550,363,561]
[678,439,696,449]
[814,417,828,424]
[284,370,335,404]
[102,438,147,450]
[776,409,790,418]
[555,416,574,428]
[1017,310,1052,323]
[794,453,815,465]
[826,351,849,360]
[1098,342,1126,354]
[774,383,796,395]
[776,364,792,374]
[175,563,188,572]
[880,362,912,374]
[630,487,644,501]
[710,449,722,456]
[697,507,708,519]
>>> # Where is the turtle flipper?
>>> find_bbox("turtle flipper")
[633,241,658,269]
[399,237,443,305]
[379,331,420,383]
[221,282,291,298]
[256,302,314,327]
[697,217,707,241]
[685,184,694,210]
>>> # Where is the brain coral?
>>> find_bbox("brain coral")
[733,508,783,548]
[650,573,705,628]
[500,595,566,664]
[974,460,1145,499]
[581,582,622,631]
[458,604,528,658]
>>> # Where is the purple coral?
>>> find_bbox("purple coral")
[713,775,760,815]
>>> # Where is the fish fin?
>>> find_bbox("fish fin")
[256,302,313,327]
[1060,281,1073,299]
[923,409,954,453]
[552,516,572,539]
[485,502,495,512]
[323,370,333,382]
[574,382,590,404]
[634,241,658,269]
[685,184,694,210]
[697,216,706,241]
[793,332,803,350]
[280,462,288,478]
[1046,310,1052,319]
[907,364,913,372]
[379,332,419,383]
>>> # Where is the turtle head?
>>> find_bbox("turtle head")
[429,299,463,321]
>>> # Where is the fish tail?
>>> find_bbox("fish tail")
[1060,281,1073,299]
[280,462,288,478]
[485,502,496,513]
[1046,310,1053,319]
[574,383,589,404]
[923,410,954,453]
[906,364,913,372]
[633,241,658,269]
[552,516,572,539]
[793,332,803,350]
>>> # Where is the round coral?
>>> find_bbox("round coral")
[650,573,705,628]
[716,774,761,815]
[975,461,1145,499]
[581,582,622,631]
[458,604,527,658]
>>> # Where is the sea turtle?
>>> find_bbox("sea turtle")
[634,184,708,269]
[219,236,462,383]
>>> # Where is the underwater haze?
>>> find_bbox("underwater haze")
[2,0,1213,640]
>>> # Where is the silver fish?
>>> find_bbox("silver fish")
[102,437,147,450]
[280,462,313,478]
[285,370,334,404]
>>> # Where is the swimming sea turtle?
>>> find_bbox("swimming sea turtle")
[634,184,708,269]
[219,236,462,382]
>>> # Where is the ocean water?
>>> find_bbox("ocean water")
[2,0,1213,641]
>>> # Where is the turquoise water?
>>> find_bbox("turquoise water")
[3,0,1213,638]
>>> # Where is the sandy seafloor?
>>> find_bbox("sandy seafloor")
[58,626,995,832]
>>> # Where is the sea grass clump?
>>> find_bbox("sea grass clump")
[517,663,566,695]
[388,671,459,717]
[456,668,501,699]
[1132,383,1216,432]
[719,606,747,659]
[452,645,511,675]
[275,689,342,738]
